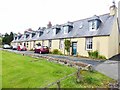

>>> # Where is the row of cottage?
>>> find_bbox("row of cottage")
[11,3,120,59]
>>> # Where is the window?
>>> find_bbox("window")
[18,35,22,39]
[86,38,92,50]
[27,42,28,48]
[89,20,97,31]
[24,43,26,46]
[39,31,43,37]
[32,33,35,37]
[15,37,17,40]
[59,39,64,49]
[33,41,35,48]
[63,26,68,34]
[49,40,52,48]
[53,28,56,35]
[42,40,44,46]
[26,34,29,38]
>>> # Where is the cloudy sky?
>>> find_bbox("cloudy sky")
[0,0,120,34]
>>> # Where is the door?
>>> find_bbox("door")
[72,42,77,55]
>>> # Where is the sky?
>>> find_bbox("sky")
[0,0,120,34]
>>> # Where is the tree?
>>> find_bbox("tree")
[2,32,14,45]
[64,40,71,55]
[9,32,14,43]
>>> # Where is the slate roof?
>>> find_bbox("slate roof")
[37,13,115,40]
[12,13,116,42]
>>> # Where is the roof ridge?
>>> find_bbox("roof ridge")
[72,13,110,23]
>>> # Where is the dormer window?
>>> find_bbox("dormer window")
[53,25,61,35]
[18,35,22,40]
[63,22,73,34]
[39,31,43,37]
[89,19,101,31]
[32,33,35,37]
[53,28,56,35]
[63,26,68,34]
[15,37,17,40]
[26,34,29,38]
[89,20,97,31]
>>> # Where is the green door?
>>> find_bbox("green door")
[72,42,77,55]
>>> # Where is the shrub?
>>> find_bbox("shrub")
[30,49,34,51]
[93,50,99,58]
[88,51,98,59]
[98,55,106,59]
[88,50,106,59]
[52,49,59,54]
[52,49,63,55]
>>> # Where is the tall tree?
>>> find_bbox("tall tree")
[2,32,14,45]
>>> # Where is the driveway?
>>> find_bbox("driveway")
[6,50,104,67]
[3,49,119,80]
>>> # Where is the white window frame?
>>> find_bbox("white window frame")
[59,39,64,49]
[89,20,97,31]
[42,40,44,46]
[86,38,93,50]
[53,28,56,35]
[63,26,68,34]
[49,40,52,48]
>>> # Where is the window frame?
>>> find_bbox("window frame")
[42,40,44,46]
[59,39,64,49]
[49,40,52,48]
[86,38,93,50]
[89,20,97,31]
[53,28,56,35]
[63,26,68,34]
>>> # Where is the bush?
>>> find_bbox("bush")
[52,49,63,55]
[88,50,98,59]
[30,49,34,51]
[98,55,106,59]
[88,50,106,59]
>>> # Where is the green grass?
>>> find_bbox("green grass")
[0,50,2,89]
[2,50,76,88]
[2,50,116,88]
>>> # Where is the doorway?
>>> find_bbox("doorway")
[72,42,77,55]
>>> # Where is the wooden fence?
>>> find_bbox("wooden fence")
[44,67,85,89]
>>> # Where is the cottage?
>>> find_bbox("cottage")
[11,3,120,59]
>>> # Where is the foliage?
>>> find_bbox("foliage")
[0,38,2,48]
[88,50,99,59]
[88,50,106,59]
[29,49,34,51]
[64,40,71,55]
[98,55,106,59]
[52,49,63,55]
[2,32,14,45]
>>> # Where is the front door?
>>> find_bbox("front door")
[72,42,77,55]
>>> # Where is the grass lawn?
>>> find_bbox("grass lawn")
[2,50,116,88]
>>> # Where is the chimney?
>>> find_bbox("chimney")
[47,21,52,28]
[109,1,117,16]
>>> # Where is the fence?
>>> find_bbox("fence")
[44,67,88,89]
